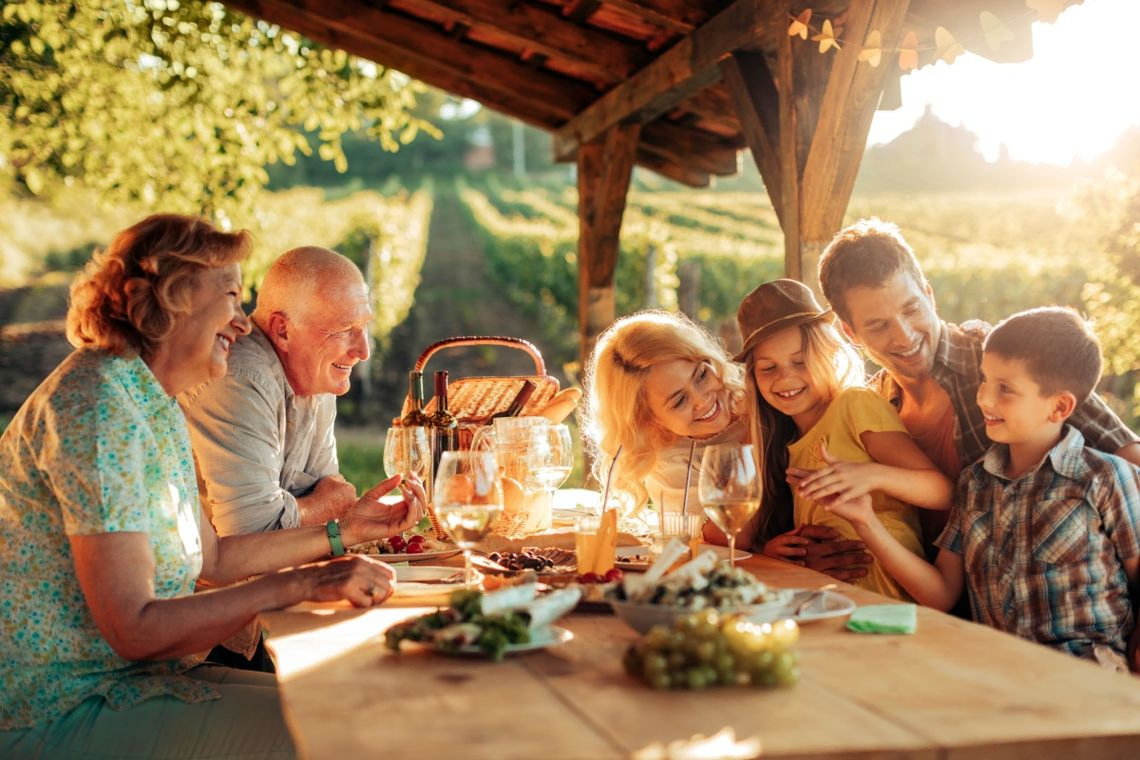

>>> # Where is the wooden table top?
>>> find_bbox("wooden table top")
[261,553,1140,760]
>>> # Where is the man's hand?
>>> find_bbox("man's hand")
[341,474,427,545]
[297,475,358,526]
[798,524,872,582]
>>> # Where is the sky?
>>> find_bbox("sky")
[866,0,1140,165]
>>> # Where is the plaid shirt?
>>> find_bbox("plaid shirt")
[936,426,1140,658]
[870,320,1139,468]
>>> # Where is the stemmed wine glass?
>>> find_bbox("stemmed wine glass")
[433,451,503,587]
[697,444,760,568]
[383,426,432,483]
[525,423,573,521]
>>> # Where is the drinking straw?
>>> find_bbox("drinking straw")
[600,445,623,513]
[680,438,697,516]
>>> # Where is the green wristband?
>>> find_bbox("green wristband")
[326,519,346,557]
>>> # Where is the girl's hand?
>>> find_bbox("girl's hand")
[288,554,398,608]
[762,528,810,565]
[792,443,882,504]
[823,492,876,530]
[341,474,427,545]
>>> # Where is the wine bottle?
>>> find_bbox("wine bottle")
[400,370,431,428]
[490,380,536,420]
[428,370,459,481]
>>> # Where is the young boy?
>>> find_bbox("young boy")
[826,307,1140,670]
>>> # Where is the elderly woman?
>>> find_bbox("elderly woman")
[0,214,423,759]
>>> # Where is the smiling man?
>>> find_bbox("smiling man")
[179,246,372,537]
[817,218,1140,496]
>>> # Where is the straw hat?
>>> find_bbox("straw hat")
[733,279,831,362]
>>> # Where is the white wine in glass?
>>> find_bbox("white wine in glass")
[433,451,503,586]
[525,423,574,521]
[698,444,760,568]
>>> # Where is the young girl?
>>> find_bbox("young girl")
[581,310,873,582]
[737,279,952,600]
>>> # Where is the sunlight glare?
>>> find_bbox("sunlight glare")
[867,0,1140,165]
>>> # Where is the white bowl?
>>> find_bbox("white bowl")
[609,595,792,634]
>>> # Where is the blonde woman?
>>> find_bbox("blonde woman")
[0,214,423,758]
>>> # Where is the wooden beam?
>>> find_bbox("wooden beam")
[720,51,784,225]
[597,0,718,34]
[224,0,596,123]
[640,122,741,176]
[635,150,710,187]
[553,0,771,161]
[800,0,910,238]
[578,124,641,372]
[404,0,647,83]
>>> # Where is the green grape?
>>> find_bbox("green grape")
[667,650,687,670]
[645,627,672,649]
[684,667,709,690]
[642,653,668,678]
[649,672,671,690]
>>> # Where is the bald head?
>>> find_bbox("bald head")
[254,246,365,324]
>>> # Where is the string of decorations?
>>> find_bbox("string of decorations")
[787,0,1073,71]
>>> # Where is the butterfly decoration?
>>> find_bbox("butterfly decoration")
[1025,0,1068,24]
[787,9,812,40]
[857,30,883,68]
[980,11,1014,50]
[898,31,918,71]
[934,26,964,64]
[811,19,840,54]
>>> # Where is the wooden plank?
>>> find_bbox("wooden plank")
[776,10,804,281]
[720,51,785,226]
[640,121,742,175]
[225,0,596,122]
[635,149,711,187]
[596,0,713,34]
[553,0,770,161]
[261,553,1140,760]
[262,606,623,760]
[800,0,910,241]
[400,0,647,83]
[578,124,640,372]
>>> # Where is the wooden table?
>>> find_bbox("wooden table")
[261,554,1140,759]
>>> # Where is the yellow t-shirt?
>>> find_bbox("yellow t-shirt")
[787,387,924,601]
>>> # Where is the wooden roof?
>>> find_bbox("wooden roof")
[222,1,1074,188]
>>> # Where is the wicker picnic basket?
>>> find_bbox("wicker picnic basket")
[399,336,561,540]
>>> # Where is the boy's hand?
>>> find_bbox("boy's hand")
[793,443,881,505]
[798,525,872,581]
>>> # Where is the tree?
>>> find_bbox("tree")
[0,0,435,219]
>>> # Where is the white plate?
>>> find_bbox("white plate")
[394,566,462,582]
[359,548,462,563]
[744,589,856,625]
[614,544,752,569]
[444,625,574,657]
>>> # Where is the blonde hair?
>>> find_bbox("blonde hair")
[67,214,251,359]
[742,319,864,545]
[580,310,745,509]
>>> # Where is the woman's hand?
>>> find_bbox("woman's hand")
[790,443,882,505]
[340,474,427,546]
[286,554,398,608]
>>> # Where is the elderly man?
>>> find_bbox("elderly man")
[180,246,373,537]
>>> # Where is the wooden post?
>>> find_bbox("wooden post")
[577,123,640,373]
[722,0,910,294]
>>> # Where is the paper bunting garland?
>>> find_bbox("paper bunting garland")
[934,26,964,64]
[787,10,811,40]
[812,19,840,53]
[857,30,883,68]
[785,4,1068,71]
[898,31,918,71]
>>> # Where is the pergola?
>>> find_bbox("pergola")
[221,0,1077,366]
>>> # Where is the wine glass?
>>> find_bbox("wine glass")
[525,423,573,522]
[383,426,432,499]
[697,444,760,568]
[433,451,503,586]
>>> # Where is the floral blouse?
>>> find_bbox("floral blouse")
[0,350,216,730]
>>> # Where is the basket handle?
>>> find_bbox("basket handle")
[413,336,547,376]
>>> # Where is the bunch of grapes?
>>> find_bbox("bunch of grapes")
[622,610,800,690]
